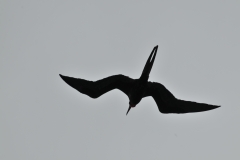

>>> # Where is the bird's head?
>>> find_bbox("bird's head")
[129,101,136,108]
[126,93,142,115]
[126,102,135,116]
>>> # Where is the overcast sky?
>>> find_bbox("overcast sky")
[1,0,240,160]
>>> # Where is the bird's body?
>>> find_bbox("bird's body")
[60,46,220,115]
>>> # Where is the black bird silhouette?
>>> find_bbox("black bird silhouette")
[60,46,220,115]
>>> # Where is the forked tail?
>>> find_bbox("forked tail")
[140,45,158,81]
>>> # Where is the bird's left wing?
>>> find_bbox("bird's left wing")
[144,82,220,114]
[60,74,134,98]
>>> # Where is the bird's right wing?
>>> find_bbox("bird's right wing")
[144,82,220,114]
[60,74,134,98]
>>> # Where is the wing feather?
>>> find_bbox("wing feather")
[144,82,220,113]
[60,74,134,98]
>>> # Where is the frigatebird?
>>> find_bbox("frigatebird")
[60,45,220,115]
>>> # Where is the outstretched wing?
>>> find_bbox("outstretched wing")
[60,74,134,98]
[144,82,220,114]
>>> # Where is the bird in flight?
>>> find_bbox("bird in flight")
[60,45,220,115]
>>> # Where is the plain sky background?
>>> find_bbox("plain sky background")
[1,0,240,159]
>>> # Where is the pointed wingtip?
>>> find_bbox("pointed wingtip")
[206,105,221,112]
[59,74,64,79]
[215,105,221,109]
[59,74,66,79]
[154,45,158,53]
[212,104,221,108]
[59,74,68,82]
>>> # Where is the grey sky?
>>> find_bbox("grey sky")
[1,0,239,159]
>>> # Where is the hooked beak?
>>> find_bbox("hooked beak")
[126,105,131,115]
